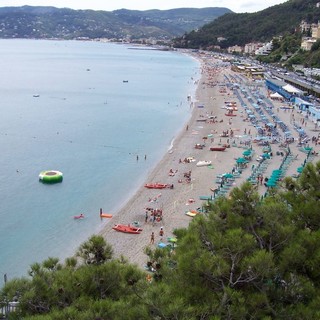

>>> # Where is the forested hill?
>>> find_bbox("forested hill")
[174,0,320,49]
[0,6,232,40]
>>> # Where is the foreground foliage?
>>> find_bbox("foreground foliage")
[1,162,320,319]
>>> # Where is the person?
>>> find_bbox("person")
[145,211,148,223]
[159,227,164,237]
[150,232,155,244]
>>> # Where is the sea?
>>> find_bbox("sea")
[0,39,200,286]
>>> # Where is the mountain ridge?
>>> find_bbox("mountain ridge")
[0,6,232,40]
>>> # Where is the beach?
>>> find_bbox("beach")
[99,52,319,269]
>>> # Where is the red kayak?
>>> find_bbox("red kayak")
[112,224,142,234]
[144,183,168,189]
[210,146,226,151]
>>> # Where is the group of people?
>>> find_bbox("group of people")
[145,208,163,225]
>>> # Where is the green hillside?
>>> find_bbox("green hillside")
[174,0,320,49]
[0,6,231,40]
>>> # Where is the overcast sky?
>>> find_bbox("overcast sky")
[0,0,288,13]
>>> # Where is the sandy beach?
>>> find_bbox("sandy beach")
[99,52,319,269]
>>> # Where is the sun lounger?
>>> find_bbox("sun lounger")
[199,195,213,200]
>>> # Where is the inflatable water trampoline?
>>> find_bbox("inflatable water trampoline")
[39,170,63,184]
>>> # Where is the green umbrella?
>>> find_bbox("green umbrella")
[266,180,277,187]
[223,173,234,179]
[236,157,248,163]
[242,150,252,156]
[297,166,304,173]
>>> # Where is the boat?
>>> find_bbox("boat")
[144,183,168,189]
[225,112,237,117]
[123,80,129,83]
[195,143,205,149]
[112,224,142,234]
[210,146,226,151]
[100,213,113,218]
[196,118,207,122]
[74,214,85,219]
[196,160,212,167]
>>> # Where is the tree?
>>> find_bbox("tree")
[76,235,113,265]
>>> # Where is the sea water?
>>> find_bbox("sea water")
[0,39,199,285]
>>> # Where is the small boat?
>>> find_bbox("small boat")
[196,160,212,167]
[145,183,168,189]
[225,113,237,117]
[33,94,40,98]
[210,146,226,151]
[123,80,129,83]
[100,213,113,218]
[112,224,142,234]
[195,143,205,149]
[74,214,85,219]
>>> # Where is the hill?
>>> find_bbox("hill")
[0,6,232,40]
[173,0,320,49]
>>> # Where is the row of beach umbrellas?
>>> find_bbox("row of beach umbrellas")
[266,169,283,187]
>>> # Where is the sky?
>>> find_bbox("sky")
[0,0,288,14]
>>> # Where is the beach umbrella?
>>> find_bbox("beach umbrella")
[236,157,248,164]
[271,169,282,175]
[223,173,234,179]
[266,180,277,187]
[297,166,304,173]
[242,150,252,156]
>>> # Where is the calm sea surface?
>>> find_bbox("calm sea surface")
[0,39,199,285]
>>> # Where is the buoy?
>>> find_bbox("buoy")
[39,170,63,184]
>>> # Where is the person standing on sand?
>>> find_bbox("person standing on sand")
[145,211,148,223]
[150,232,155,244]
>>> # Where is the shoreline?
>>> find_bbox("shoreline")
[99,51,320,269]
[99,52,230,267]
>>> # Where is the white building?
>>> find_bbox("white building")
[301,38,317,51]
[255,41,273,55]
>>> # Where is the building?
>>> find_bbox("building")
[255,41,273,55]
[227,45,243,54]
[265,78,303,101]
[301,38,317,51]
[311,22,320,39]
